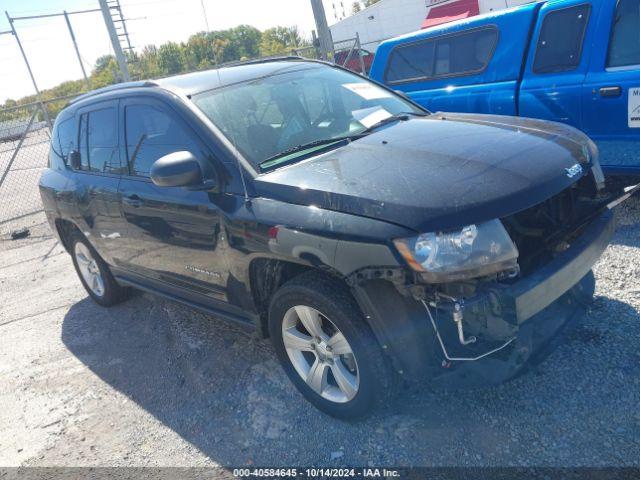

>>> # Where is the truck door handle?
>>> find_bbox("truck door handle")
[599,86,622,98]
[123,194,143,207]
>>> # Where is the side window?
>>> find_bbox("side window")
[607,0,640,68]
[87,108,119,173]
[533,4,591,74]
[77,107,119,173]
[78,114,90,171]
[125,103,200,177]
[433,28,497,76]
[56,117,77,163]
[385,27,497,84]
[385,40,435,83]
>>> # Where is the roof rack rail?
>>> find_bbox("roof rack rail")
[214,55,309,69]
[68,81,158,105]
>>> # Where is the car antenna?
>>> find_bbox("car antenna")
[213,55,252,208]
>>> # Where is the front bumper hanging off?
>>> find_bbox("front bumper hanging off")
[353,209,616,386]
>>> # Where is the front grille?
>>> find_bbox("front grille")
[502,173,601,275]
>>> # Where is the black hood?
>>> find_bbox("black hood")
[254,113,593,232]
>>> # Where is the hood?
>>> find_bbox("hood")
[254,113,592,233]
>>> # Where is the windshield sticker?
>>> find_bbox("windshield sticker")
[342,83,392,100]
[629,87,640,128]
[352,107,393,129]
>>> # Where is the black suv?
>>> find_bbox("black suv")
[40,58,630,418]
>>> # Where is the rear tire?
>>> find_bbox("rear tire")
[268,271,394,419]
[69,232,130,307]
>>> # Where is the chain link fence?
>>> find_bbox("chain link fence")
[293,35,370,75]
[0,97,79,239]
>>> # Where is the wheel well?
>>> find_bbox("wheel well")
[54,219,81,253]
[250,258,344,337]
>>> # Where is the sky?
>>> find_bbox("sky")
[0,0,330,103]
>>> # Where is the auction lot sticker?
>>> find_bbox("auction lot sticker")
[343,83,392,100]
[629,87,640,128]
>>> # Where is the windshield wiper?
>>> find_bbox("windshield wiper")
[259,134,366,170]
[259,112,428,170]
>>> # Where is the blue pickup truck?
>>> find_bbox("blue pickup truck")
[369,0,640,175]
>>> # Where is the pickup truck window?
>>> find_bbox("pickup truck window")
[533,4,591,74]
[385,41,435,83]
[125,103,199,177]
[607,0,640,68]
[385,27,498,84]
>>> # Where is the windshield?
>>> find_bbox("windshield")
[192,64,425,170]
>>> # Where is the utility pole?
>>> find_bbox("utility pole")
[108,0,135,55]
[309,0,334,61]
[98,0,130,81]
[4,11,52,129]
[63,11,89,88]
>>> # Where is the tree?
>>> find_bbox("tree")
[137,45,161,79]
[231,25,262,59]
[352,2,361,13]
[183,33,214,70]
[90,55,119,87]
[157,42,184,75]
[363,0,381,6]
[92,55,116,75]
[260,26,306,56]
[2,23,312,120]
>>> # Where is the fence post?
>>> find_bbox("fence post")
[0,110,38,190]
[356,33,366,75]
[5,11,52,130]
[64,10,90,89]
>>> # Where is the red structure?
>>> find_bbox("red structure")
[421,0,480,29]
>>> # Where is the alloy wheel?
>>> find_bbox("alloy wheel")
[74,242,105,297]
[281,305,359,403]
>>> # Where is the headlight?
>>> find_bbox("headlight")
[393,219,519,282]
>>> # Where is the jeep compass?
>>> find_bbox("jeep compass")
[39,58,634,418]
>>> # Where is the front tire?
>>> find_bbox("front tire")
[268,272,394,419]
[70,233,130,307]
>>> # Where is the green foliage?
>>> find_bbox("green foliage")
[352,2,362,13]
[157,42,184,74]
[1,24,308,120]
[260,26,307,56]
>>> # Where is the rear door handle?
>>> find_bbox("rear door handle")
[599,86,622,98]
[123,194,143,208]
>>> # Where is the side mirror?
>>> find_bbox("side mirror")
[69,150,81,170]
[150,151,207,188]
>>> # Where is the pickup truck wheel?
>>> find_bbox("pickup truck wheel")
[268,272,393,419]
[70,234,129,307]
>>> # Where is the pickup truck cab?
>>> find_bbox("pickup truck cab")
[40,58,632,418]
[370,0,640,175]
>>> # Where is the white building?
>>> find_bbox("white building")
[329,0,537,51]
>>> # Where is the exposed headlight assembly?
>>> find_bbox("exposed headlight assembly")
[393,219,519,283]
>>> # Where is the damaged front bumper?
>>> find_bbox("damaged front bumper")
[353,209,616,386]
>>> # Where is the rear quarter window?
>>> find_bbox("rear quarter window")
[384,27,498,84]
[56,116,77,163]
[607,0,640,68]
[533,4,591,74]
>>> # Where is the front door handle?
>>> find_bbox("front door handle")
[599,86,622,98]
[123,194,143,208]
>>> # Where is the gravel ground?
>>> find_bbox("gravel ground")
[1,199,639,468]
